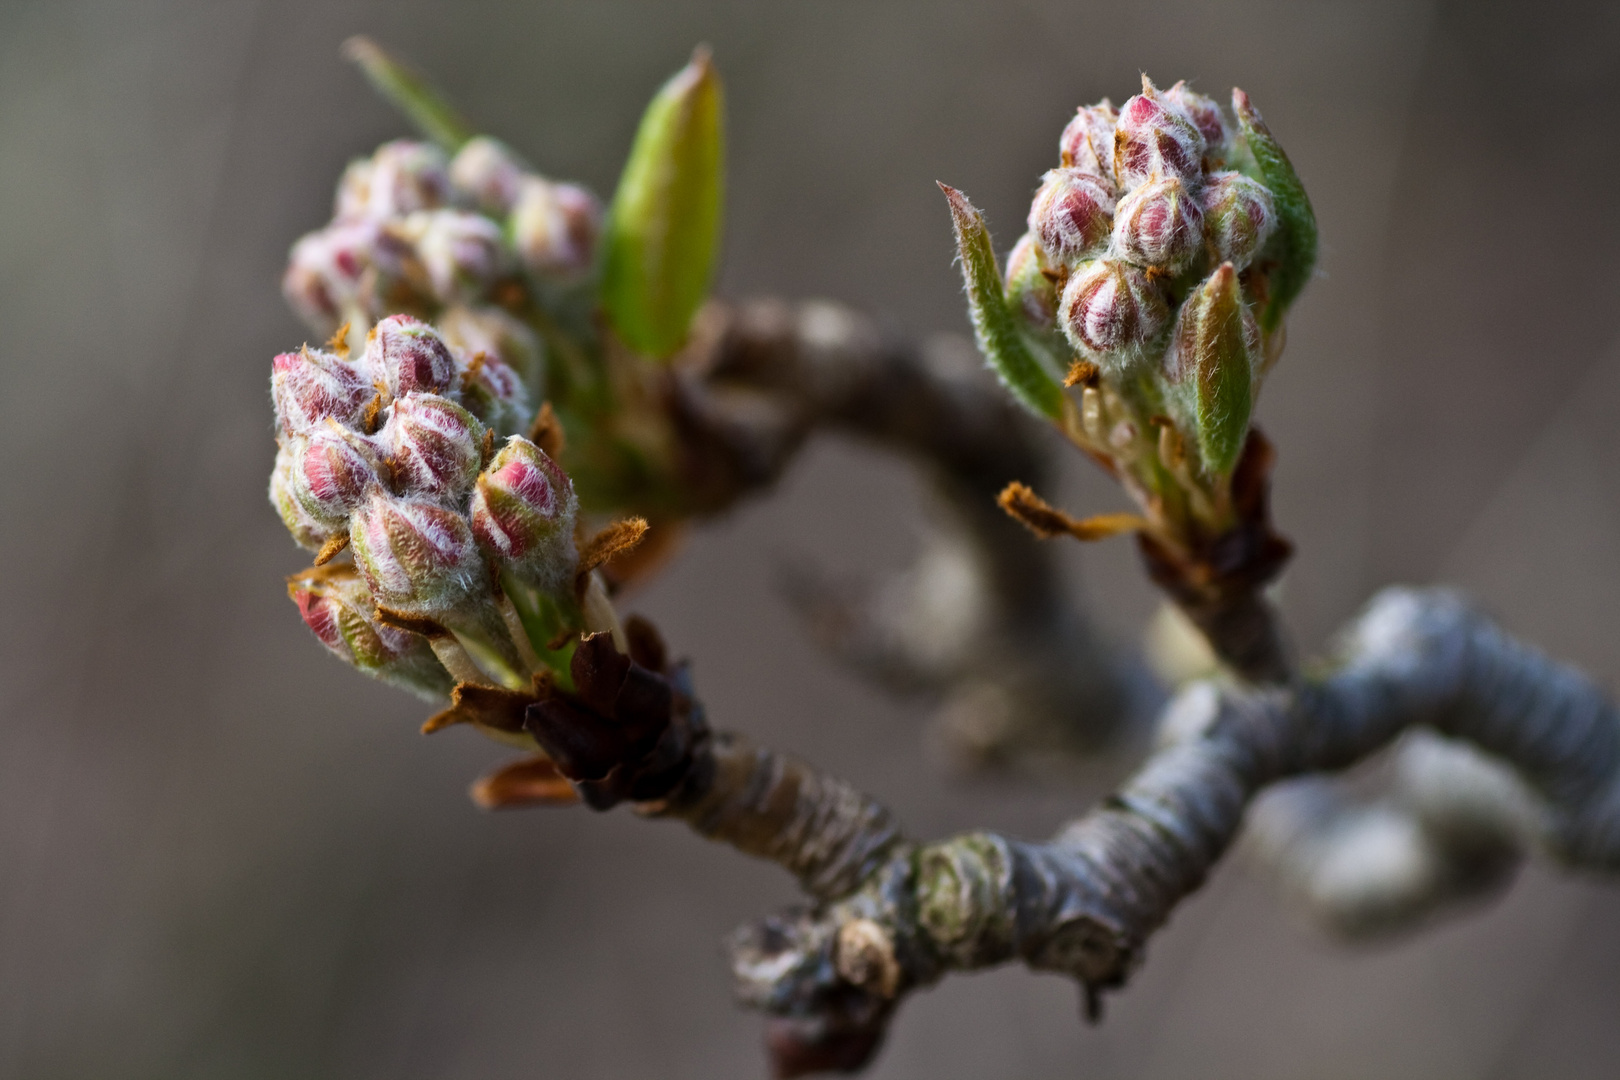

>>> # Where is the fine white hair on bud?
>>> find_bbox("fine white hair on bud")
[271,346,374,437]
[1200,171,1277,271]
[469,436,579,597]
[404,209,509,303]
[365,314,459,400]
[270,441,335,551]
[336,139,451,221]
[1163,82,1228,158]
[449,136,530,217]
[1112,175,1204,273]
[289,565,454,701]
[349,484,487,617]
[1004,233,1059,331]
[281,219,411,336]
[511,176,603,279]
[1113,76,1205,192]
[1059,102,1120,184]
[1059,259,1170,361]
[380,392,489,502]
[437,304,546,394]
[455,348,532,437]
[1028,169,1115,268]
[292,421,384,528]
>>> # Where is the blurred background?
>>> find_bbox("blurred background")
[5,0,1620,1076]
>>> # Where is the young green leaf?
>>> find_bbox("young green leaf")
[938,184,1064,420]
[601,48,725,361]
[1164,262,1255,476]
[1233,89,1317,333]
[342,37,473,152]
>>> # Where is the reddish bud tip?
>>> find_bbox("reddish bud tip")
[1111,175,1204,272]
[1004,232,1058,329]
[365,314,459,400]
[1028,168,1115,266]
[1114,78,1205,191]
[407,209,508,303]
[1059,259,1170,359]
[1199,171,1276,270]
[349,486,485,616]
[512,177,602,279]
[271,345,373,436]
[449,136,529,217]
[293,422,383,526]
[469,437,578,593]
[1058,101,1120,183]
[1164,82,1228,154]
[335,139,450,221]
[381,392,488,502]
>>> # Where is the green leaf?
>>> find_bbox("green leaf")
[938,184,1064,420]
[1188,264,1254,475]
[342,37,473,152]
[1233,88,1317,334]
[601,47,725,361]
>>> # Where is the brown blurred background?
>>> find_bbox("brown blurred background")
[5,0,1620,1076]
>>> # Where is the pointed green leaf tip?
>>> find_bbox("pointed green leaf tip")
[1183,263,1254,476]
[342,37,473,152]
[1233,89,1317,334]
[939,184,1064,420]
[601,47,726,361]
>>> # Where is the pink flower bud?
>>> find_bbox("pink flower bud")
[1199,171,1276,270]
[281,220,405,335]
[335,139,450,221]
[511,177,602,278]
[1163,82,1228,155]
[364,314,458,400]
[270,442,332,551]
[469,437,578,594]
[455,349,532,437]
[449,136,529,217]
[1004,232,1058,330]
[380,392,488,501]
[1059,259,1170,359]
[1111,175,1204,273]
[291,422,383,528]
[349,486,486,616]
[438,304,546,390]
[271,346,373,436]
[1027,168,1115,266]
[406,209,507,303]
[1113,77,1205,191]
[289,566,454,700]
[1058,101,1119,182]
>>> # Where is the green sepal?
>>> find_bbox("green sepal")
[939,184,1064,420]
[342,36,473,152]
[600,48,725,361]
[1185,264,1254,476]
[1233,89,1317,334]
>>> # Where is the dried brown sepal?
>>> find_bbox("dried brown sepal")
[997,482,1147,541]
[600,518,688,591]
[287,560,359,589]
[324,321,352,359]
[470,754,580,809]
[360,392,386,435]
[527,400,567,460]
[575,517,650,585]
[480,426,495,463]
[423,680,540,735]
[624,613,669,673]
[313,532,351,565]
[374,605,451,638]
[1063,360,1100,388]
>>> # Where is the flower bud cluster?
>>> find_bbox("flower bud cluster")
[282,136,602,354]
[1013,77,1278,375]
[270,317,578,691]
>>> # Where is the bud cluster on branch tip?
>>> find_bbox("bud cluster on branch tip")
[282,134,602,346]
[269,315,580,695]
[950,75,1314,490]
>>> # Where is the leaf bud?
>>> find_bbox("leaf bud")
[1199,170,1276,272]
[335,139,450,221]
[271,345,374,436]
[291,421,384,527]
[404,209,508,303]
[1161,262,1259,475]
[349,485,487,617]
[1163,82,1228,157]
[469,437,579,596]
[1059,259,1170,360]
[455,349,532,437]
[1028,168,1115,266]
[1004,232,1058,330]
[1059,101,1119,182]
[511,177,602,280]
[289,565,454,700]
[364,314,459,399]
[1111,174,1204,273]
[270,442,333,551]
[380,392,488,502]
[448,135,529,217]
[1113,77,1205,191]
